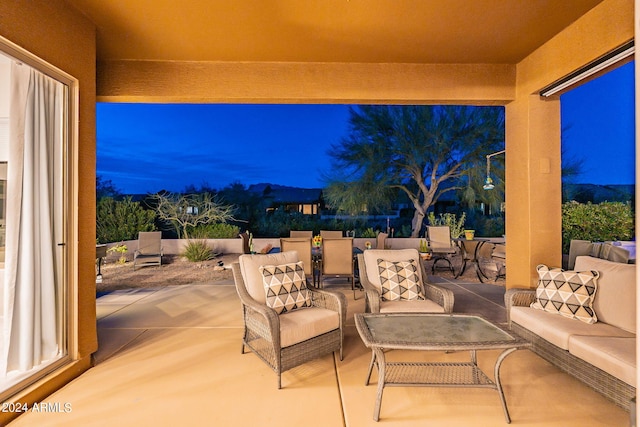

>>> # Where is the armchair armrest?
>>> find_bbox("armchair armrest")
[231,262,281,347]
[418,259,454,313]
[357,254,382,313]
[309,287,347,329]
[504,288,536,326]
[423,283,455,313]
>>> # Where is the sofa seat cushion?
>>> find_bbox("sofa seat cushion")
[568,335,636,386]
[279,306,340,348]
[511,306,634,350]
[380,299,445,314]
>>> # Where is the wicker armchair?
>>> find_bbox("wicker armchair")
[231,251,347,389]
[357,249,454,314]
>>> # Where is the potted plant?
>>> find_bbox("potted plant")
[418,239,432,260]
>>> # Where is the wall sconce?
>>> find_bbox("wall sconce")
[483,150,505,190]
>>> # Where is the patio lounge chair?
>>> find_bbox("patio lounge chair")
[232,251,347,389]
[357,248,454,313]
[133,231,163,270]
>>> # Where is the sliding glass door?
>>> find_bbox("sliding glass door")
[0,49,72,398]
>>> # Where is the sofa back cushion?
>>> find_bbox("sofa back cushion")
[574,256,636,333]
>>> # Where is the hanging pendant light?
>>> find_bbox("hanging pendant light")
[483,150,505,190]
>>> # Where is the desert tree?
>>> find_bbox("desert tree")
[324,105,505,237]
[96,175,121,200]
[151,192,235,239]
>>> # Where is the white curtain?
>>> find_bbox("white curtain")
[0,62,63,375]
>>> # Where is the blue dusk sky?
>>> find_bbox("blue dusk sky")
[560,60,635,185]
[97,103,351,194]
[97,61,635,194]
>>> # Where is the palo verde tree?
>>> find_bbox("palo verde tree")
[151,192,236,239]
[324,105,505,237]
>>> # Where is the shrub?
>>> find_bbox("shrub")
[107,243,128,264]
[360,227,377,238]
[182,240,216,262]
[427,212,466,238]
[188,222,240,239]
[562,201,634,253]
[97,197,156,243]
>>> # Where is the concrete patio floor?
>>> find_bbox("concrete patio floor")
[9,273,630,426]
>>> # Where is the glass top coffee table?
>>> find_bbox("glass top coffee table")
[354,313,529,423]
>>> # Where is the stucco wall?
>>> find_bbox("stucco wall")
[507,0,634,288]
[0,0,96,422]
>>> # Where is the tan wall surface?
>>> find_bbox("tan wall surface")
[0,0,96,423]
[507,0,634,288]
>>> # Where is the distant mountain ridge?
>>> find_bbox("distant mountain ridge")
[563,183,635,203]
[248,183,323,193]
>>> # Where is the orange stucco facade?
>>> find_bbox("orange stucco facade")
[0,0,634,421]
[0,1,97,423]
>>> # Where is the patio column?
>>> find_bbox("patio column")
[505,94,562,289]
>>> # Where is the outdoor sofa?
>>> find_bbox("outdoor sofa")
[505,255,636,410]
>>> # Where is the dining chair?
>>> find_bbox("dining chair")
[427,225,457,274]
[319,237,356,299]
[375,232,388,249]
[289,230,313,238]
[491,243,506,281]
[320,230,343,239]
[280,237,314,281]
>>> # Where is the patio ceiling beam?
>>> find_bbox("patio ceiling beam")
[96,61,515,105]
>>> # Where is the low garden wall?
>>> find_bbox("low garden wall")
[99,237,431,261]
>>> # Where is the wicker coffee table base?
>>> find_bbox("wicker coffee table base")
[366,347,518,423]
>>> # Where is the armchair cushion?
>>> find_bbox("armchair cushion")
[260,261,312,314]
[531,264,599,324]
[363,249,425,292]
[279,307,340,347]
[377,259,424,301]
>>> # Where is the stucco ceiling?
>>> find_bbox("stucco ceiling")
[65,0,605,64]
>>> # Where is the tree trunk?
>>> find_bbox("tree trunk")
[411,210,425,237]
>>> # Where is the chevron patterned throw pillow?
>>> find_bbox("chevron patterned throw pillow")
[377,259,425,301]
[260,261,312,314]
[531,264,599,324]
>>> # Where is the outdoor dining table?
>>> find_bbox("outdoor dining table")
[455,237,505,282]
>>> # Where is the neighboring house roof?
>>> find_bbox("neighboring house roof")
[248,184,323,205]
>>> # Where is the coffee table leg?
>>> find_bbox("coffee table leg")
[366,351,376,385]
[373,348,386,421]
[495,347,518,424]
